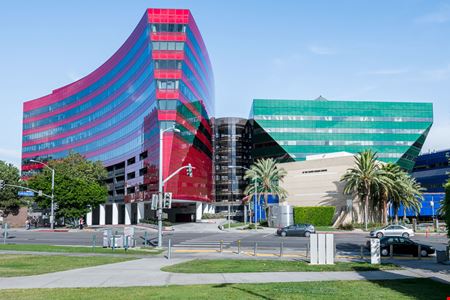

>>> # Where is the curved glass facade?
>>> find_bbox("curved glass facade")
[251,99,433,171]
[22,8,214,203]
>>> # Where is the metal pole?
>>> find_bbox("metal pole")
[254,242,258,256]
[50,169,55,230]
[237,240,241,254]
[244,205,247,225]
[418,244,421,260]
[228,202,231,229]
[360,245,364,259]
[144,231,148,246]
[220,240,223,253]
[168,239,172,260]
[390,244,393,259]
[158,129,164,248]
[254,178,257,224]
[92,234,96,252]
[112,234,116,251]
[3,223,7,244]
[280,242,284,258]
[306,242,310,258]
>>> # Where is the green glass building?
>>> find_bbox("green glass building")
[250,98,433,171]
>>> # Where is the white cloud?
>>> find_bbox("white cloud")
[422,120,450,153]
[0,148,21,167]
[415,5,450,24]
[363,69,409,75]
[422,64,450,81]
[308,45,335,55]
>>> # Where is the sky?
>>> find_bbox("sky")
[1,0,449,167]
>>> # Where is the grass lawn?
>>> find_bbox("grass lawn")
[0,244,162,255]
[0,279,448,300]
[0,255,134,277]
[161,259,399,273]
[314,226,336,231]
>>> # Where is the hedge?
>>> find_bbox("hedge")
[293,206,335,226]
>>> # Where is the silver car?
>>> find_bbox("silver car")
[370,225,414,238]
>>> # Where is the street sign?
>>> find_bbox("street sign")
[151,194,159,210]
[18,191,35,197]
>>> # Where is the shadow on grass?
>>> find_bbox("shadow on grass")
[212,283,273,300]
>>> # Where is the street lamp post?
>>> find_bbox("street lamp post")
[158,126,180,248]
[30,159,55,230]
[228,165,258,225]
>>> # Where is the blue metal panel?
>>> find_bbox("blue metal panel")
[389,193,444,217]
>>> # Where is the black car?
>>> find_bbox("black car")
[276,224,315,237]
[370,236,435,257]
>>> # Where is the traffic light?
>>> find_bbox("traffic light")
[0,180,4,190]
[163,192,172,208]
[186,163,193,177]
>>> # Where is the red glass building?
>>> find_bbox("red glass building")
[21,9,214,224]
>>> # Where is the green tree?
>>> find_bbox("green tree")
[244,158,288,222]
[390,173,423,224]
[28,152,107,224]
[341,150,391,231]
[374,163,403,225]
[0,161,22,217]
[438,181,449,239]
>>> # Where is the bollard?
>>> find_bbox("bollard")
[360,245,364,259]
[144,231,148,246]
[220,240,223,253]
[306,243,310,258]
[125,234,129,251]
[3,223,8,244]
[92,234,96,252]
[254,242,258,256]
[168,239,172,260]
[418,244,421,260]
[279,242,284,258]
[390,244,393,259]
[237,240,241,254]
[112,234,116,251]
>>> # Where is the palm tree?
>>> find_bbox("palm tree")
[341,150,391,231]
[373,163,403,225]
[390,173,423,224]
[244,158,288,222]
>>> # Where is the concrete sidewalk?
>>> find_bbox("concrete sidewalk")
[0,255,430,290]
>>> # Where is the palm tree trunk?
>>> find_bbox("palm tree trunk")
[394,206,399,224]
[364,194,369,231]
[383,199,388,225]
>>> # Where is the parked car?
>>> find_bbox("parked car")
[370,225,414,238]
[276,224,315,237]
[368,236,435,257]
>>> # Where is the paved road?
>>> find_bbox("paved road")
[3,226,448,254]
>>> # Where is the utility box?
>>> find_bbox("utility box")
[124,227,135,248]
[310,233,334,265]
[436,250,449,263]
[268,205,293,228]
[370,238,381,264]
[102,229,112,247]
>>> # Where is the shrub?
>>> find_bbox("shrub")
[293,206,335,226]
[139,218,172,227]
[338,223,354,230]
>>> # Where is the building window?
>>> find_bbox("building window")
[152,42,184,51]
[139,151,148,160]
[127,157,135,166]
[127,172,136,180]
[157,80,179,90]
[139,168,148,176]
